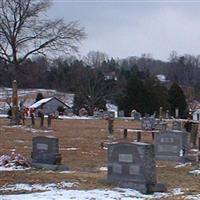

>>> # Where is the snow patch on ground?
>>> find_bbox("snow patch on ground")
[2,125,53,133]
[14,140,24,143]
[186,194,200,200]
[189,169,200,175]
[0,166,31,171]
[0,186,179,200]
[0,181,78,192]
[99,167,107,171]
[0,183,191,200]
[174,163,191,168]
[60,147,78,151]
[171,188,184,195]
[58,115,96,120]
[0,114,8,118]
[59,171,76,174]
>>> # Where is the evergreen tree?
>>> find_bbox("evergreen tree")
[144,76,169,115]
[35,92,44,102]
[118,68,147,116]
[168,82,187,117]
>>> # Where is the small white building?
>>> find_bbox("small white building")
[192,109,200,121]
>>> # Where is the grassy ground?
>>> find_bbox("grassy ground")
[0,117,199,199]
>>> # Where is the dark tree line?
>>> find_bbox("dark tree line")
[0,53,188,117]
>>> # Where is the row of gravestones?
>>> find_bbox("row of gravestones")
[31,126,196,194]
[141,118,196,162]
[31,136,158,193]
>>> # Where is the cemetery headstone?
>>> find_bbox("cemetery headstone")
[10,80,20,125]
[166,110,169,119]
[172,120,182,130]
[93,110,104,118]
[141,116,155,130]
[123,129,128,138]
[107,142,157,194]
[108,115,114,134]
[31,113,35,126]
[190,122,199,148]
[39,111,44,128]
[175,108,179,118]
[154,130,189,162]
[47,114,52,128]
[131,110,141,120]
[31,136,66,170]
[154,119,167,132]
[118,110,125,118]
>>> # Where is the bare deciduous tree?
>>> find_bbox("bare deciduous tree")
[0,0,86,68]
[84,51,108,68]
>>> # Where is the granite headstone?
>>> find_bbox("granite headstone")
[32,136,61,165]
[154,130,188,162]
[131,111,141,120]
[107,142,157,194]
[141,116,155,130]
[172,120,182,130]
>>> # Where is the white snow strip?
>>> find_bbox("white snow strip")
[0,181,78,192]
[0,166,31,171]
[171,188,184,195]
[14,140,24,143]
[2,125,52,133]
[60,148,78,151]
[186,194,200,200]
[0,114,8,118]
[99,167,107,172]
[174,163,191,168]
[0,187,174,200]
[189,169,200,175]
[0,185,188,200]
[58,116,96,120]
[59,171,76,174]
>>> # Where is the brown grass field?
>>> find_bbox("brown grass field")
[0,117,200,199]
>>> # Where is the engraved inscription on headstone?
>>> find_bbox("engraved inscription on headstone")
[129,165,140,175]
[107,142,156,194]
[37,143,48,150]
[118,154,133,163]
[113,163,122,174]
[157,145,178,153]
[154,130,188,162]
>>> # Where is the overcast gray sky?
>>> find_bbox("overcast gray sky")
[48,1,200,61]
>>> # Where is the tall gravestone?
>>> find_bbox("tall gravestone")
[31,136,63,169]
[190,123,199,148]
[107,142,157,194]
[154,130,188,162]
[10,80,20,125]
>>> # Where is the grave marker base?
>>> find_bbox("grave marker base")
[31,163,69,171]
